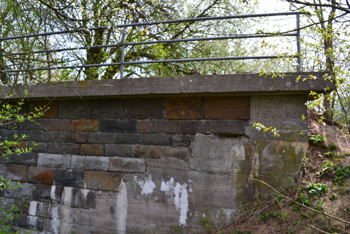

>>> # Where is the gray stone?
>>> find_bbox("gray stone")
[13,214,44,231]
[91,99,125,119]
[171,134,194,147]
[109,157,145,173]
[133,145,161,158]
[38,153,71,168]
[115,133,143,144]
[212,120,247,135]
[5,164,27,181]
[16,130,41,141]
[71,155,109,171]
[0,129,15,140]
[41,131,63,142]
[88,132,116,144]
[105,144,133,157]
[143,133,171,146]
[13,153,38,166]
[17,119,48,131]
[48,142,80,154]
[100,119,137,133]
[65,187,96,209]
[126,98,164,119]
[59,100,91,119]
[54,170,84,188]
[5,182,34,199]
[160,146,190,160]
[33,184,63,203]
[28,142,48,153]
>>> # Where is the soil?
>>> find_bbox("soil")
[217,109,350,234]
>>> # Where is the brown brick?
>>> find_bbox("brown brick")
[63,132,88,143]
[85,171,122,191]
[204,96,250,119]
[6,164,27,182]
[48,119,71,131]
[137,120,151,133]
[28,167,55,185]
[80,144,104,156]
[30,101,58,118]
[165,98,203,119]
[72,119,99,132]
[151,120,181,133]
[133,145,161,158]
[161,146,190,160]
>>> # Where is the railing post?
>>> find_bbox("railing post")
[120,26,127,79]
[296,13,301,72]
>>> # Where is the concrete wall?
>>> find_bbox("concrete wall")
[0,73,331,233]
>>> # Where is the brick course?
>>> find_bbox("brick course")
[72,119,99,132]
[165,97,203,119]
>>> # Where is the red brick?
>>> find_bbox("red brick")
[48,119,71,131]
[151,120,181,133]
[165,98,203,119]
[204,97,250,119]
[80,144,104,156]
[30,101,58,118]
[72,119,99,132]
[28,167,55,185]
[137,120,151,133]
[85,171,122,191]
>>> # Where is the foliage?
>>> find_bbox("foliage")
[307,183,329,196]
[259,210,288,222]
[333,165,350,185]
[309,134,325,144]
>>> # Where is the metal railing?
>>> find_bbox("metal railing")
[0,12,307,78]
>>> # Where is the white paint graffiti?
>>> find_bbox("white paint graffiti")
[28,201,37,216]
[161,177,189,226]
[135,175,156,196]
[116,180,128,234]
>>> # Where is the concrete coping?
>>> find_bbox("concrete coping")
[0,72,334,100]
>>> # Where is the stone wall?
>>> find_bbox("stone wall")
[0,73,332,233]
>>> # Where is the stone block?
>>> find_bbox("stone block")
[137,120,151,133]
[0,129,16,139]
[85,171,122,191]
[48,119,71,131]
[204,96,250,119]
[63,132,88,143]
[16,130,41,142]
[59,100,91,119]
[105,144,133,157]
[181,120,212,134]
[5,182,34,199]
[88,132,116,144]
[30,101,58,118]
[212,120,247,134]
[80,144,104,156]
[17,119,48,131]
[55,170,84,188]
[28,142,48,153]
[99,119,137,133]
[91,99,125,119]
[28,167,55,185]
[126,98,164,119]
[165,97,203,119]
[48,143,80,154]
[71,155,109,171]
[160,146,190,160]
[64,187,96,209]
[115,133,143,144]
[133,145,161,158]
[6,164,27,181]
[2,198,26,214]
[143,133,171,146]
[0,154,13,164]
[13,214,44,231]
[33,184,63,203]
[41,131,62,142]
[13,153,38,166]
[28,201,61,218]
[151,120,181,133]
[72,119,99,132]
[38,153,71,168]
[171,134,194,147]
[109,157,145,173]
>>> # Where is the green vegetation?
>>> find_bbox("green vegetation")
[307,183,329,196]
[309,134,325,145]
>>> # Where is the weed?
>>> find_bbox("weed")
[329,193,338,200]
[324,152,334,158]
[318,161,336,176]
[291,203,300,212]
[309,134,325,144]
[301,213,310,218]
[328,144,338,151]
[307,183,329,196]
[333,165,350,185]
[201,216,215,231]
[297,193,312,206]
[232,231,253,234]
[259,210,287,222]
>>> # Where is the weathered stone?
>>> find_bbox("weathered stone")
[71,155,109,171]
[28,142,48,153]
[17,119,48,131]
[181,120,212,134]
[100,119,137,133]
[165,97,203,119]
[72,119,99,132]
[55,170,84,188]
[80,144,104,156]
[59,100,91,119]
[0,129,15,139]
[151,120,181,133]
[30,101,58,118]
[41,131,62,142]
[62,187,96,209]
[33,184,63,203]
[137,120,151,133]
[63,132,88,143]
[28,167,55,185]
[204,96,250,119]
[15,130,41,141]
[109,157,145,173]
[2,198,26,214]
[13,214,43,231]
[161,146,190,160]
[6,164,27,181]
[48,143,80,154]
[27,201,61,218]
[126,98,164,119]
[91,99,125,119]
[212,120,247,134]
[89,132,116,144]
[38,153,71,168]
[171,134,194,147]
[84,171,122,191]
[143,133,171,146]
[115,133,143,144]
[48,119,71,131]
[13,153,38,166]
[5,182,34,199]
[133,145,161,158]
[105,144,133,157]
[0,154,13,164]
